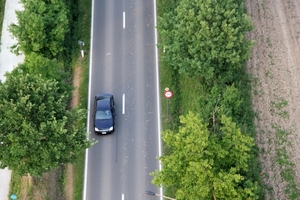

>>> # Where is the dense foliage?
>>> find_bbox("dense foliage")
[153,0,263,199]
[11,52,72,93]
[9,0,69,58]
[159,0,252,82]
[0,73,91,176]
[152,112,258,200]
[0,0,91,177]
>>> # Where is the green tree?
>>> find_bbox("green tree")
[21,53,65,80]
[159,0,252,82]
[198,84,243,125]
[11,53,72,94]
[9,0,69,58]
[152,112,258,200]
[0,73,91,176]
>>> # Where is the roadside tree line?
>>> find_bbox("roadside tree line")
[152,0,263,199]
[0,0,91,176]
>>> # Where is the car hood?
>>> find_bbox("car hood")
[95,118,113,130]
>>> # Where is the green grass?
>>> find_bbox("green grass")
[73,151,86,200]
[158,52,180,197]
[72,0,91,199]
[9,172,22,199]
[159,60,181,131]
[0,0,5,43]
[180,74,204,115]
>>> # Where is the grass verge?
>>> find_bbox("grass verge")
[9,172,22,198]
[73,151,86,200]
[72,0,91,199]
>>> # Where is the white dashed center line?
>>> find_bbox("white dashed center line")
[123,12,125,29]
[122,94,125,114]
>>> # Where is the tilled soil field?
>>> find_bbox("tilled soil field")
[245,0,300,199]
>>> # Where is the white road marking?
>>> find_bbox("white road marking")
[122,94,125,114]
[123,12,126,29]
[153,0,163,199]
[83,0,95,199]
[84,1,161,200]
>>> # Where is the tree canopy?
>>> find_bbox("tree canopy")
[152,112,258,200]
[9,0,69,58]
[159,0,252,81]
[0,73,91,176]
[10,52,72,94]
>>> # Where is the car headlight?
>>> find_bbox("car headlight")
[95,127,100,131]
[108,126,113,131]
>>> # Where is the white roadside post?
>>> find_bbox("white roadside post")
[78,40,85,58]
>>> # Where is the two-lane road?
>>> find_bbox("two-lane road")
[84,0,161,199]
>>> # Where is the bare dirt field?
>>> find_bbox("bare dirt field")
[245,0,300,199]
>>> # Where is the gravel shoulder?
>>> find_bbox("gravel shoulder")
[245,0,300,199]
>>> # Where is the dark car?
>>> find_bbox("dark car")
[94,93,115,134]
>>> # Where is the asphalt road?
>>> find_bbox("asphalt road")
[84,0,161,199]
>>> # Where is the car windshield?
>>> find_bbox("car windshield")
[96,110,112,120]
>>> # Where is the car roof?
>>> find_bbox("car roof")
[95,93,113,100]
[96,98,110,110]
